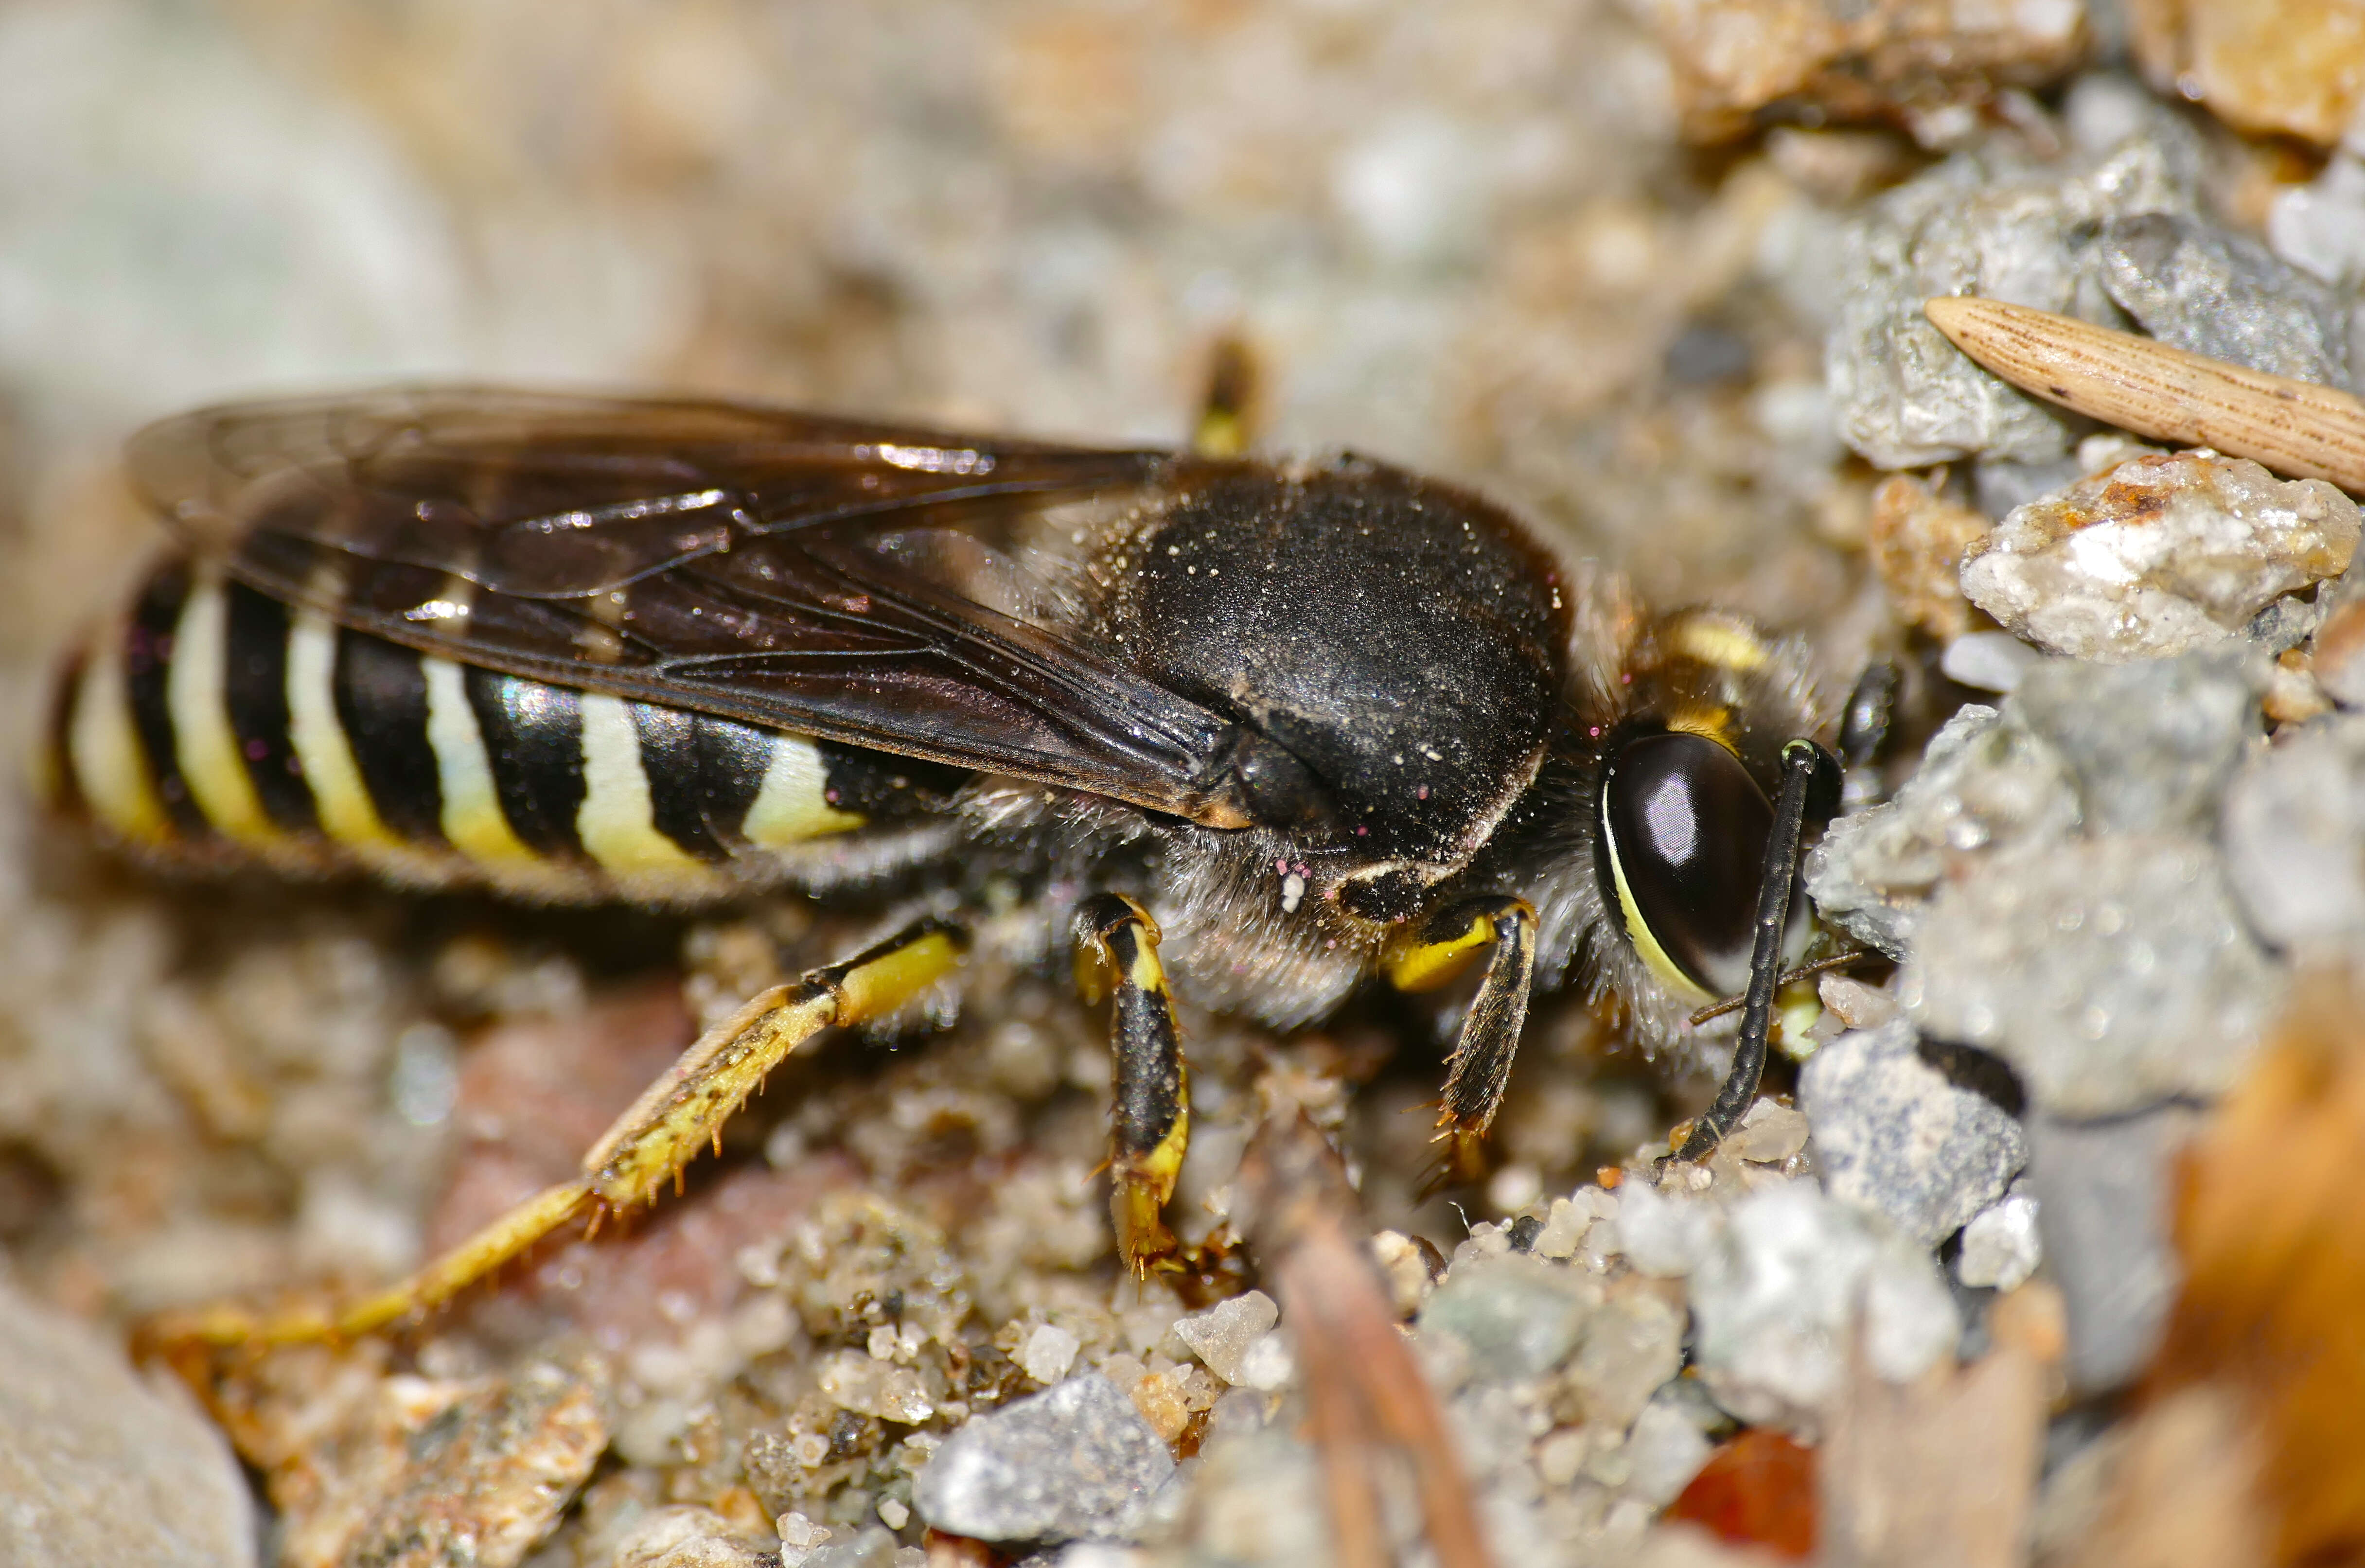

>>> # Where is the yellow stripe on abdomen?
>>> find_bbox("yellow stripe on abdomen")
[67,633,170,846]
[741,734,864,846]
[166,571,278,849]
[576,693,730,896]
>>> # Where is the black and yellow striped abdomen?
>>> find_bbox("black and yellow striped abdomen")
[43,555,945,903]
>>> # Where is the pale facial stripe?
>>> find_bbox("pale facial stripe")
[741,734,865,846]
[67,631,169,845]
[575,692,724,888]
[166,570,277,847]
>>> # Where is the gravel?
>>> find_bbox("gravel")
[1800,1017,2028,1246]
[1960,452,2360,662]
[1901,836,2280,1115]
[911,1374,1175,1545]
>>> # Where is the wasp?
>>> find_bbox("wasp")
[40,388,1861,1345]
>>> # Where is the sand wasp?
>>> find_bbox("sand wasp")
[41,388,1862,1342]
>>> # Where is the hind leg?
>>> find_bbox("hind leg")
[145,919,968,1349]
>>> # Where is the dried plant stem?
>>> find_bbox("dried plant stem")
[1923,295,2365,495]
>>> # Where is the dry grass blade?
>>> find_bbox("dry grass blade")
[1235,1108,1494,1568]
[1922,296,2365,494]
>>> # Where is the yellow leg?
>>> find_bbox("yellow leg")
[1075,893,1193,1274]
[143,920,967,1350]
[1383,894,1537,1191]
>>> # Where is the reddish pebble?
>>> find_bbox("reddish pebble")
[1665,1427,1817,1560]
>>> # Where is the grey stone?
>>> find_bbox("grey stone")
[0,1277,258,1568]
[2222,712,2365,951]
[1800,1018,2027,1246]
[1956,1182,2043,1292]
[1805,705,2082,958]
[1830,136,2197,471]
[1689,1180,1956,1432]
[912,1374,1175,1544]
[1418,1251,1597,1383]
[1961,451,2360,663]
[2009,649,2267,837]
[2023,1108,2197,1393]
[2097,211,2353,388]
[1902,836,2279,1116]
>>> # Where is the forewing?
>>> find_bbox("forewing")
[127,389,1253,819]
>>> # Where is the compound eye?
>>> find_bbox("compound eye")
[1596,730,1772,1000]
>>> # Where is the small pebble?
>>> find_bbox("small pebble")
[2222,711,2365,949]
[1940,632,2042,694]
[1019,1322,1082,1386]
[2023,1108,2197,1393]
[1368,1230,1436,1316]
[1233,1334,1294,1392]
[1171,1291,1279,1385]
[1417,1253,1599,1383]
[0,1278,259,1568]
[1689,1179,1956,1430]
[1818,975,1898,1032]
[1613,1180,1723,1279]
[1832,131,2198,470]
[1800,1019,2026,1247]
[1956,1184,2043,1292]
[912,1374,1175,1544]
[1806,704,2082,959]
[1569,1289,1686,1430]
[612,1505,771,1568]
[1624,1399,1716,1510]
[1727,1099,1810,1164]
[2095,211,2352,386]
[1960,452,2359,663]
[2009,649,2265,837]
[1533,1197,1588,1260]
[1901,836,2280,1116]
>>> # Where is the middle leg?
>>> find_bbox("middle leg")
[1074,892,1193,1274]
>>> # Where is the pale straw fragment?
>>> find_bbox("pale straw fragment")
[1922,295,2365,495]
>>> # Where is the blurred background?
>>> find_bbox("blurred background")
[0,0,1869,668]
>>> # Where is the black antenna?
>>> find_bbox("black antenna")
[1673,739,1836,1162]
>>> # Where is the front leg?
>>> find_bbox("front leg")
[1074,893,1192,1274]
[1384,894,1538,1189]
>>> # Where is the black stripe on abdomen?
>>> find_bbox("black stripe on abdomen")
[123,559,208,837]
[464,665,587,858]
[222,580,318,832]
[333,628,445,844]
[633,704,771,861]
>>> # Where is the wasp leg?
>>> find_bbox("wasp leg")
[1074,893,1194,1274]
[147,919,967,1350]
[1384,894,1538,1189]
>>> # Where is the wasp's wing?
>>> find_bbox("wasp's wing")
[128,389,1263,823]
